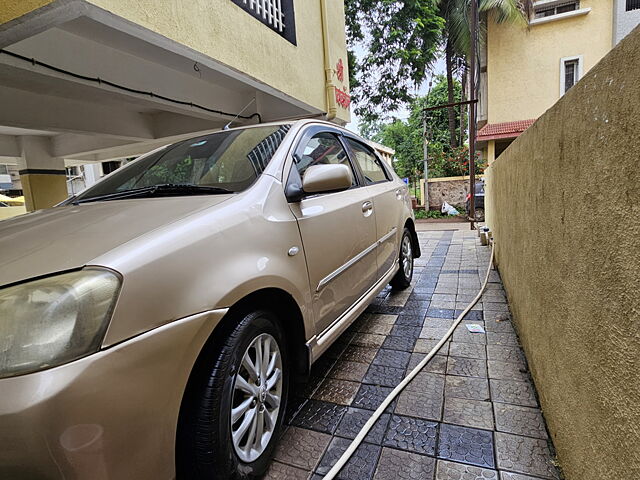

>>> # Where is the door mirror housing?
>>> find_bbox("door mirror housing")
[302,164,352,194]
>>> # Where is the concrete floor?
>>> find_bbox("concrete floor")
[263,230,561,480]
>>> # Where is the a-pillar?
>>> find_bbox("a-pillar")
[18,136,68,212]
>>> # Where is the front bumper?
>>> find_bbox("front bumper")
[0,309,227,480]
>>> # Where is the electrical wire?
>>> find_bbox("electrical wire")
[322,239,495,480]
[0,49,262,122]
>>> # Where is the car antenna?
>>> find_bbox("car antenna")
[223,97,257,130]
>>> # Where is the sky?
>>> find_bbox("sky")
[345,45,447,136]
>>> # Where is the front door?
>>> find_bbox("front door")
[288,131,378,335]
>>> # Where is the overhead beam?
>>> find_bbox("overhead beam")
[0,85,155,140]
[0,134,20,159]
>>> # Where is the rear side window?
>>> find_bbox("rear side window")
[345,138,390,184]
[295,132,357,187]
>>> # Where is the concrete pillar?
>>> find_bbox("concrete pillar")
[18,136,68,212]
[487,140,496,166]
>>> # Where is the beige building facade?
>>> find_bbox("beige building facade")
[478,0,640,164]
[0,0,351,211]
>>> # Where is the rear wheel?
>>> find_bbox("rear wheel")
[390,227,414,290]
[177,310,289,479]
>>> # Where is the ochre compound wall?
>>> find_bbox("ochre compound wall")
[485,26,640,480]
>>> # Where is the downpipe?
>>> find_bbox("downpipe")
[322,238,496,480]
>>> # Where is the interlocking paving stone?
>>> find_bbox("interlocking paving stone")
[395,388,444,421]
[452,328,487,345]
[414,339,450,355]
[483,311,512,322]
[390,325,423,337]
[427,307,457,318]
[486,345,526,364]
[493,404,548,439]
[290,400,347,434]
[484,303,509,312]
[455,311,484,322]
[447,357,488,378]
[315,437,381,479]
[366,304,404,315]
[487,361,529,382]
[382,415,438,455]
[405,371,445,393]
[443,398,494,430]
[424,317,455,328]
[363,365,406,388]
[494,433,560,479]
[449,342,487,360]
[484,320,516,334]
[435,459,498,480]
[500,472,547,480]
[437,423,495,469]
[407,353,448,373]
[312,379,359,405]
[373,447,436,480]
[382,335,417,352]
[334,407,391,444]
[395,315,425,326]
[341,345,378,364]
[263,460,310,480]
[359,323,393,336]
[489,379,538,408]
[273,426,331,470]
[352,333,387,348]
[353,384,396,411]
[420,326,452,340]
[486,332,519,346]
[372,348,411,369]
[445,376,491,401]
[328,360,369,383]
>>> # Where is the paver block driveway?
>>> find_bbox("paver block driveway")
[263,230,561,480]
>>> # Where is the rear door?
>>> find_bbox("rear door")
[288,128,378,334]
[343,136,403,279]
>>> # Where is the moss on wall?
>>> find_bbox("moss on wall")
[485,26,640,480]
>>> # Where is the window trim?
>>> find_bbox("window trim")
[341,136,392,186]
[530,1,590,25]
[560,55,583,96]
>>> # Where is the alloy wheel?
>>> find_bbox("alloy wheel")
[402,235,413,279]
[230,332,283,463]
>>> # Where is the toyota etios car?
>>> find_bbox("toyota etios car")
[0,120,419,479]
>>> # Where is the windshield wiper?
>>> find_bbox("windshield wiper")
[73,183,234,204]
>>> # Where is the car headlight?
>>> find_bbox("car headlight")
[0,269,121,379]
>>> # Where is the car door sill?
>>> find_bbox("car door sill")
[307,260,399,365]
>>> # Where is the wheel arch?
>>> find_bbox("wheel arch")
[404,218,421,258]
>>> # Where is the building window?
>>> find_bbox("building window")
[102,161,121,175]
[627,0,640,11]
[560,56,583,95]
[534,1,580,18]
[230,0,296,45]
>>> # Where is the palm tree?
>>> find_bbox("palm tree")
[437,0,532,148]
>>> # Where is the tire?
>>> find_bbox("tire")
[390,227,414,290]
[177,310,289,479]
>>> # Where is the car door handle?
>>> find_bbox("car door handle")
[362,201,373,216]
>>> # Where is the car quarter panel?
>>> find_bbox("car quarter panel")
[93,175,313,347]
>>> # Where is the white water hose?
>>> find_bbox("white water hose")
[322,239,495,480]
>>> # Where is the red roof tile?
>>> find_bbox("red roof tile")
[477,119,537,141]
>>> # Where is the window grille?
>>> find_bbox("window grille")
[534,1,580,18]
[231,0,296,44]
[627,0,640,11]
[564,60,579,93]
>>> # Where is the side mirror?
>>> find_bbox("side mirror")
[302,164,352,194]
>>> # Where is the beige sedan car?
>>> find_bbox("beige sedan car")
[0,120,419,479]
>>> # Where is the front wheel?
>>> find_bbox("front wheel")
[390,227,414,290]
[177,310,289,479]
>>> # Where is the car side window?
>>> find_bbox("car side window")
[345,138,390,185]
[295,132,357,187]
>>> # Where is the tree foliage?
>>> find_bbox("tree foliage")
[344,0,444,123]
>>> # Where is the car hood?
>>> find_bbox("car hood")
[0,195,233,287]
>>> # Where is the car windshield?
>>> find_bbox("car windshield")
[74,124,291,202]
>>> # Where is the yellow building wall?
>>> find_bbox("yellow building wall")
[484,26,640,480]
[487,0,613,123]
[83,0,350,123]
[0,0,54,24]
